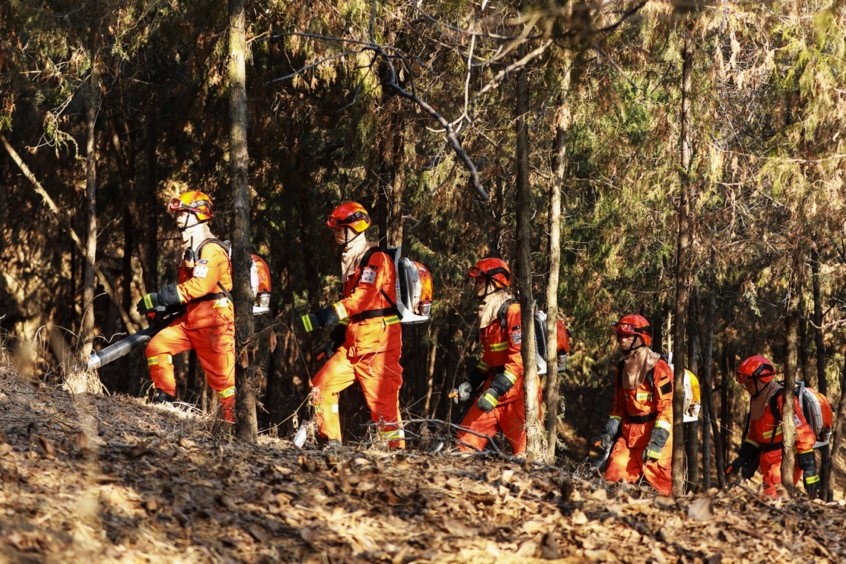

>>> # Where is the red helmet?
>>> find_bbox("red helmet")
[468,257,511,288]
[736,355,775,385]
[613,314,652,346]
[326,201,371,233]
[169,190,214,222]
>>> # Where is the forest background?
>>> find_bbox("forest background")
[1,0,845,498]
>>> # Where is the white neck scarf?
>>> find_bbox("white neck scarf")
[340,235,373,283]
[477,291,513,329]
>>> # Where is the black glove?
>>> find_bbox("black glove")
[320,323,347,359]
[593,433,613,452]
[476,371,517,413]
[725,441,760,479]
[797,451,820,498]
[477,387,499,412]
[591,417,620,454]
[643,426,670,462]
[298,305,340,333]
[136,284,181,315]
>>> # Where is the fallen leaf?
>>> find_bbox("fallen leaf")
[687,496,714,521]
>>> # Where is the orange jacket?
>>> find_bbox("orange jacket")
[329,248,401,356]
[475,301,525,406]
[176,239,234,329]
[611,358,674,443]
[744,391,816,454]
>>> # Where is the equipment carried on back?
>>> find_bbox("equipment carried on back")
[498,300,571,374]
[768,381,834,448]
[196,239,272,315]
[359,245,433,324]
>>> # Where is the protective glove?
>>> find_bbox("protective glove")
[136,284,181,316]
[725,441,760,479]
[319,323,347,359]
[593,417,621,452]
[451,381,473,404]
[797,451,820,498]
[477,387,500,413]
[298,305,340,333]
[643,426,670,463]
[593,433,613,452]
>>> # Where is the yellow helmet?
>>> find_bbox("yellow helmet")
[169,190,214,222]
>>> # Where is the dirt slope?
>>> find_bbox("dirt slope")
[1,366,844,563]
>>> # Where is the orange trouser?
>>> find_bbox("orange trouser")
[605,421,673,496]
[759,449,803,498]
[311,345,405,448]
[456,397,528,455]
[145,321,236,422]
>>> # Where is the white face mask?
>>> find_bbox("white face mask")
[177,213,203,244]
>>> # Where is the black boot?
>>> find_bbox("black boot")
[152,390,176,404]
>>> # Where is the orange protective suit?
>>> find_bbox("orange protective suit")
[145,240,236,422]
[742,388,817,498]
[457,301,537,455]
[311,247,405,448]
[605,359,674,495]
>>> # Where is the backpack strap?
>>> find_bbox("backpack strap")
[349,246,400,322]
[194,238,233,302]
[498,299,518,328]
[766,385,786,449]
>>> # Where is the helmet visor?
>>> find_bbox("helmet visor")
[613,322,638,336]
[169,197,191,213]
[327,210,368,229]
[738,363,773,384]
[467,266,483,279]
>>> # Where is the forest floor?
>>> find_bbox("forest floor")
[1,364,846,563]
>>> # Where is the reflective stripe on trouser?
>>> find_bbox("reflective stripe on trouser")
[145,321,235,420]
[605,421,673,496]
[311,345,405,449]
[759,448,803,498]
[456,396,528,455]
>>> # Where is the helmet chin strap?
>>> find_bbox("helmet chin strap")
[338,229,363,251]
[621,336,646,356]
[749,379,766,398]
[181,221,206,246]
[475,280,502,301]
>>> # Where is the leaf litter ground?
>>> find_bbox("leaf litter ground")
[1,366,845,563]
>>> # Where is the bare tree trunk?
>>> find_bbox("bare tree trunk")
[781,245,803,491]
[515,44,544,458]
[80,52,100,368]
[229,0,257,441]
[671,23,695,496]
[700,265,720,490]
[544,59,570,461]
[811,247,827,395]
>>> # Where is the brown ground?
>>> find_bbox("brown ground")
[1,365,845,563]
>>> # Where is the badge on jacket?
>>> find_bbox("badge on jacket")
[511,326,522,345]
[360,266,377,285]
[193,260,210,279]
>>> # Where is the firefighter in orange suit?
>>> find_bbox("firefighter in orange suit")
[450,257,534,456]
[297,202,405,449]
[725,355,819,498]
[136,191,236,423]
[595,314,673,495]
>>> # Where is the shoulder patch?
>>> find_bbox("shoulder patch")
[360,266,377,285]
[193,260,210,279]
[510,327,522,345]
